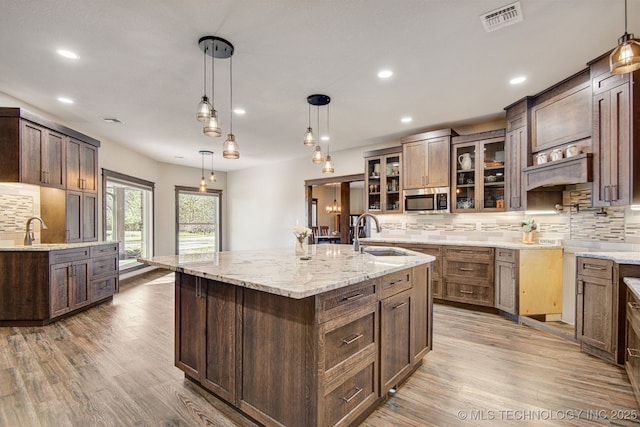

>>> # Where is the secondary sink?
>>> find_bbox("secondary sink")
[363,248,411,257]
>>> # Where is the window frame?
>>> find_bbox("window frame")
[102,168,155,272]
[175,186,223,254]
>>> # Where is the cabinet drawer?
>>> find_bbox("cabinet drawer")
[317,281,377,323]
[444,246,494,261]
[324,360,376,427]
[444,260,491,281]
[444,281,493,306]
[91,256,118,279]
[90,277,118,301]
[50,248,90,264]
[495,248,517,263]
[90,243,118,257]
[324,311,376,372]
[577,257,613,280]
[380,269,412,299]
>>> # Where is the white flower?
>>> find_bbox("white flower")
[293,224,312,242]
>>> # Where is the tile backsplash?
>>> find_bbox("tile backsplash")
[0,183,41,245]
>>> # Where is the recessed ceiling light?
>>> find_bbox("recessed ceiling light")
[509,76,526,85]
[377,70,393,79]
[57,97,74,104]
[321,135,330,142]
[57,49,78,59]
[233,108,246,115]
[101,117,122,124]
[401,116,413,123]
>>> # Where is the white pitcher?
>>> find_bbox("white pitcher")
[458,153,473,170]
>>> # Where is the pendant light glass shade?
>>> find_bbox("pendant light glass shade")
[322,155,334,174]
[303,127,316,146]
[312,145,324,164]
[223,134,240,159]
[610,34,640,74]
[197,96,212,122]
[199,176,207,193]
[203,109,221,136]
[610,0,640,74]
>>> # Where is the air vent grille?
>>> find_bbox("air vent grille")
[480,1,523,32]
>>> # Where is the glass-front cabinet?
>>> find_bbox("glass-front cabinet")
[364,148,402,214]
[451,131,506,213]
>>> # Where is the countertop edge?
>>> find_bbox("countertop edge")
[576,252,640,265]
[624,277,640,300]
[0,241,117,251]
[361,238,561,250]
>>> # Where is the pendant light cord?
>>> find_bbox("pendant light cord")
[203,44,208,95]
[211,41,215,106]
[326,104,330,156]
[316,103,320,147]
[230,56,233,133]
[624,0,628,34]
[201,152,205,177]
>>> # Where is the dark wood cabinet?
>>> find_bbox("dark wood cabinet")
[625,286,640,406]
[65,191,98,243]
[175,273,237,403]
[589,53,636,207]
[495,257,517,314]
[174,265,431,427]
[504,99,531,211]
[19,121,66,188]
[576,257,617,363]
[364,148,402,213]
[443,246,495,307]
[401,128,457,190]
[67,137,98,193]
[0,243,118,325]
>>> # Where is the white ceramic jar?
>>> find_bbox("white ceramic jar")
[550,149,563,161]
[566,144,579,157]
[536,152,548,165]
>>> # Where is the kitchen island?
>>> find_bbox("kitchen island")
[141,244,434,427]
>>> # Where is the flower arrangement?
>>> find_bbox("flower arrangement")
[520,218,537,233]
[293,224,312,243]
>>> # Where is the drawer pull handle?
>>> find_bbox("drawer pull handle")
[343,293,364,302]
[456,250,476,254]
[628,348,640,358]
[584,264,607,271]
[342,334,364,345]
[460,289,474,295]
[388,279,402,286]
[392,302,408,310]
[342,387,363,403]
[629,302,640,310]
[459,267,474,272]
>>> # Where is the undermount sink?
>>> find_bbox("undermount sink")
[363,247,411,257]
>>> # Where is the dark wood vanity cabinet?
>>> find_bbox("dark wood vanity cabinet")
[0,243,119,326]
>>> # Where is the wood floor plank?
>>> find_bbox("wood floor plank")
[1,269,640,426]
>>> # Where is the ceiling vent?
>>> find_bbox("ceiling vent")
[480,1,523,32]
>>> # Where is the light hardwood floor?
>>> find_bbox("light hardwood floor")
[1,269,639,426]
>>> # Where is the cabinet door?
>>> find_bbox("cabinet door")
[82,193,98,241]
[201,279,237,403]
[50,263,72,317]
[505,127,527,211]
[71,261,90,308]
[380,289,412,393]
[66,191,82,243]
[365,157,382,212]
[576,275,615,354]
[592,83,630,207]
[495,261,517,314]
[480,138,505,211]
[175,273,204,378]
[426,136,450,187]
[383,154,402,213]
[402,141,426,189]
[20,121,44,185]
[66,137,82,191]
[411,264,431,364]
[43,129,65,188]
[452,142,478,212]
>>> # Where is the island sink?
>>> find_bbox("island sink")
[363,247,411,257]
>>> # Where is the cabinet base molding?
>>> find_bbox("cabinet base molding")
[0,296,113,327]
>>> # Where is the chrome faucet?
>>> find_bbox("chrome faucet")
[24,216,47,246]
[353,213,381,252]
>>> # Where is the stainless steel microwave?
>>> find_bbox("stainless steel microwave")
[403,187,449,213]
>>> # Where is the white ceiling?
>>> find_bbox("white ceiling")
[0,0,636,172]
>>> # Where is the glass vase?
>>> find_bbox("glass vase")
[522,231,535,244]
[295,239,308,256]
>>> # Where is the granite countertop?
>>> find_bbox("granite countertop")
[139,244,434,299]
[0,241,116,251]
[360,237,561,250]
[624,277,640,300]
[575,252,640,265]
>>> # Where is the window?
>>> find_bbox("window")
[175,187,221,254]
[103,170,154,272]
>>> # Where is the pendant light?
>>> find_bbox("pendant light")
[203,39,221,137]
[326,184,341,214]
[223,56,240,159]
[303,103,316,146]
[321,104,335,174]
[610,0,640,74]
[198,150,213,192]
[209,151,216,183]
[197,36,238,149]
[307,94,330,164]
[196,43,212,122]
